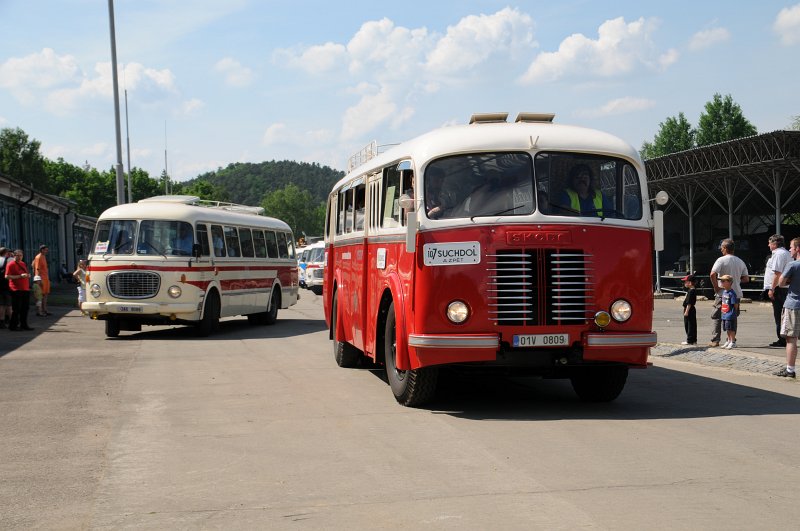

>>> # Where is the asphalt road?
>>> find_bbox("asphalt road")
[2,292,800,529]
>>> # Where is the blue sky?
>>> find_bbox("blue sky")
[1,1,798,182]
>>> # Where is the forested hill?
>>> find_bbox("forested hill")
[190,160,345,206]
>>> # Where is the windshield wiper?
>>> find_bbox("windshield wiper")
[579,208,625,221]
[470,205,522,222]
[139,239,167,258]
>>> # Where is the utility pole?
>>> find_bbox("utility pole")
[107,0,125,205]
[125,88,132,203]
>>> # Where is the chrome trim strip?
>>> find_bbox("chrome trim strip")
[586,333,657,347]
[408,334,499,349]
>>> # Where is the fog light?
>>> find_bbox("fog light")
[168,285,182,298]
[594,311,611,328]
[446,300,469,324]
[610,299,632,322]
[90,283,101,298]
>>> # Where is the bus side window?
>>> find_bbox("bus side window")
[345,188,355,233]
[381,165,401,228]
[196,224,211,256]
[211,225,226,257]
[337,190,346,235]
[354,183,366,232]
[239,228,254,257]
[286,233,296,259]
[253,230,267,258]
[265,230,279,258]
[277,232,289,259]
[224,226,241,257]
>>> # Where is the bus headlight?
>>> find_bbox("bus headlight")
[446,300,469,324]
[610,299,632,322]
[594,311,611,328]
[90,283,101,298]
[167,285,182,299]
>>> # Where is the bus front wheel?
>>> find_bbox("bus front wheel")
[332,294,360,368]
[196,291,220,337]
[105,318,120,338]
[570,366,628,402]
[384,302,437,407]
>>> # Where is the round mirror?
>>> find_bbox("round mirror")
[655,190,669,206]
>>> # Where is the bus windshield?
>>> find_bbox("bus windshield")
[423,151,643,220]
[92,220,194,256]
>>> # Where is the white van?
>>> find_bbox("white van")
[303,241,325,294]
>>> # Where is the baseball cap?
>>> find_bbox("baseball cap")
[680,274,695,281]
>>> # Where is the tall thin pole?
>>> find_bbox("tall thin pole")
[164,121,169,194]
[107,0,125,205]
[124,88,132,203]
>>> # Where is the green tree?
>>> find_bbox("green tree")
[696,93,757,146]
[0,127,48,190]
[791,115,800,131]
[174,179,231,202]
[640,112,696,160]
[61,165,117,217]
[261,183,325,237]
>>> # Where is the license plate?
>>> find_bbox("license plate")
[513,333,569,348]
[117,306,143,313]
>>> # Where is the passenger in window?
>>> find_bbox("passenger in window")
[171,224,194,256]
[425,167,456,219]
[558,164,612,216]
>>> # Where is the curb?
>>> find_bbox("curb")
[652,343,787,377]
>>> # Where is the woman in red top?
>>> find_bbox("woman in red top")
[5,249,33,331]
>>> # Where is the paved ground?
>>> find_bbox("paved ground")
[652,296,791,376]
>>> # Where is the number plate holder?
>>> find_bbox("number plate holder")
[117,306,143,313]
[512,333,569,348]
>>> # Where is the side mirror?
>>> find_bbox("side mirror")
[398,194,415,211]
[654,190,669,206]
[192,243,201,258]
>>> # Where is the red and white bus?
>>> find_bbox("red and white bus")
[84,195,299,337]
[324,113,666,406]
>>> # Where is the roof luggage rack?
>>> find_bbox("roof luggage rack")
[139,195,265,215]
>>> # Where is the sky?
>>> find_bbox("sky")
[0,1,798,182]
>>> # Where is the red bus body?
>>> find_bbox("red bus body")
[324,115,660,406]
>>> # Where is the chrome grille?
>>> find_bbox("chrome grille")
[107,271,160,299]
[311,268,324,279]
[487,249,593,325]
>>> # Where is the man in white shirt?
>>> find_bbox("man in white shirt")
[767,234,792,347]
[708,238,750,347]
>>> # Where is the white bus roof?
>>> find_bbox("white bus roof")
[334,119,642,191]
[97,197,292,232]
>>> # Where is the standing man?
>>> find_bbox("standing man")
[32,244,51,316]
[774,237,800,378]
[766,234,791,347]
[708,238,750,347]
[0,247,12,328]
[5,249,33,331]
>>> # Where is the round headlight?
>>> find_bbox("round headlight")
[90,283,101,298]
[167,285,182,299]
[446,300,469,324]
[610,299,632,322]
[594,311,611,328]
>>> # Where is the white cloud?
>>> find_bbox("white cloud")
[262,123,288,145]
[45,61,176,115]
[346,18,432,79]
[81,142,110,158]
[0,116,7,126]
[214,57,253,87]
[774,4,800,45]
[575,97,656,118]
[426,7,536,74]
[181,98,205,115]
[0,48,81,103]
[341,85,397,140]
[274,42,347,74]
[519,17,677,84]
[688,27,731,51]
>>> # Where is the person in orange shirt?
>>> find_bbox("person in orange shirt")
[33,244,51,316]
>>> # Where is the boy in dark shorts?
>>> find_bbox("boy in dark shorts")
[681,273,697,345]
[719,274,738,349]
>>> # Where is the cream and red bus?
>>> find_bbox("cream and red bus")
[84,195,299,337]
[324,113,666,406]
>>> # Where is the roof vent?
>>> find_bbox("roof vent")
[469,112,508,124]
[515,113,555,123]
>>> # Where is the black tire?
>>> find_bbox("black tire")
[264,287,280,325]
[570,366,629,402]
[196,290,220,337]
[384,302,437,407]
[105,318,120,338]
[331,294,360,368]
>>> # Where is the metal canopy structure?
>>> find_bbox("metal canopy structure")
[645,130,800,275]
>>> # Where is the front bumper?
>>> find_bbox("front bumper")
[82,301,198,317]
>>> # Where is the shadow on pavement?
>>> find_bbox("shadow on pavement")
[103,316,328,341]
[365,366,800,421]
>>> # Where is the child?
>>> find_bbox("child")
[73,260,87,313]
[681,273,697,345]
[32,275,44,316]
[719,274,739,349]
